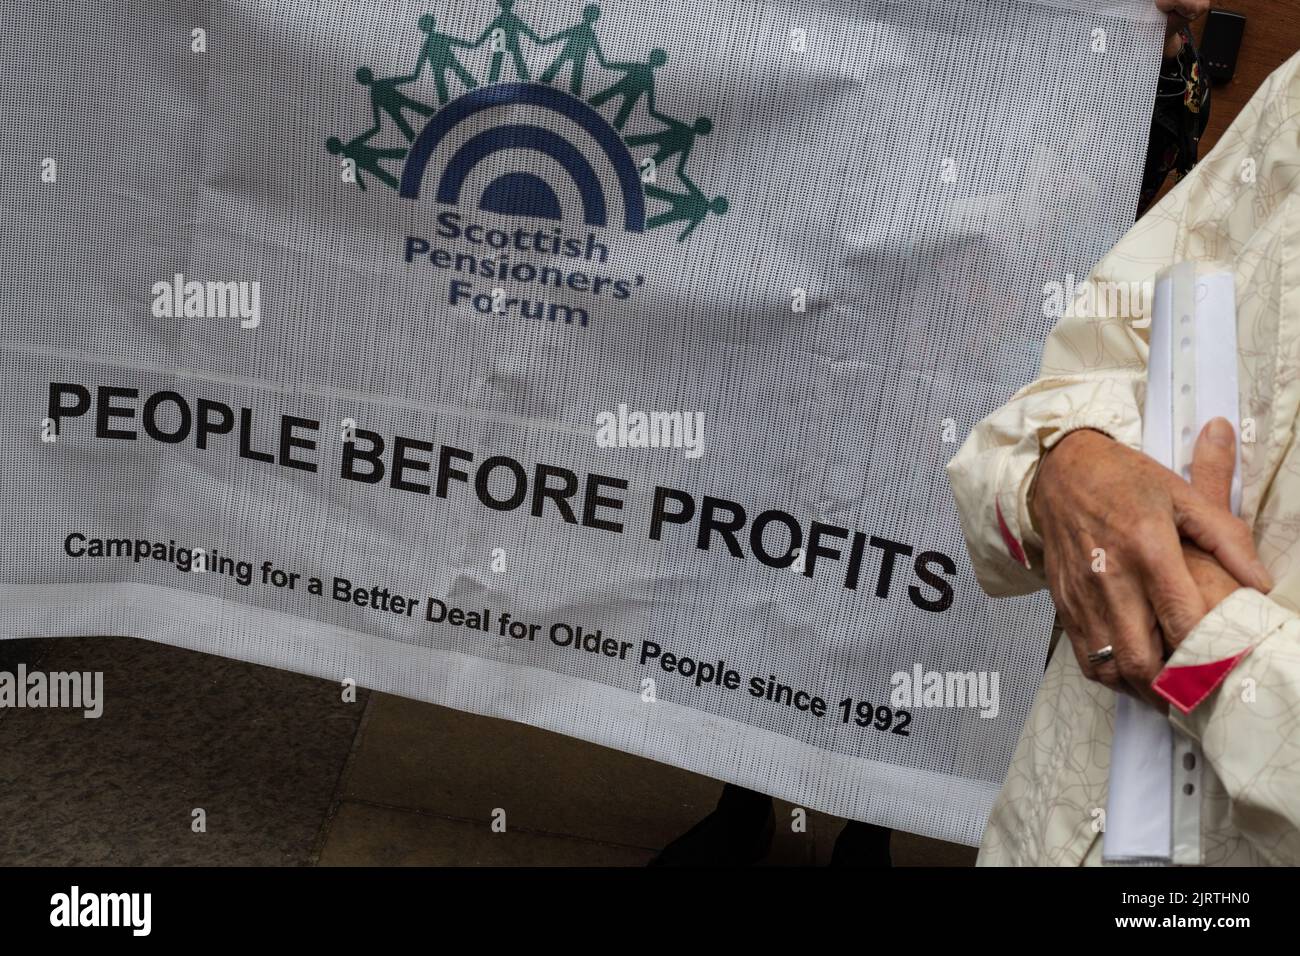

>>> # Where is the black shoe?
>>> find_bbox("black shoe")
[648,784,775,867]
[829,820,892,867]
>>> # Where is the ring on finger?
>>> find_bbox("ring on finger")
[1087,644,1116,664]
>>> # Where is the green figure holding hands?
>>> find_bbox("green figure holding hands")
[325,134,407,191]
[589,48,666,130]
[538,4,606,97]
[478,0,541,82]
[402,13,477,105]
[625,113,712,182]
[645,181,727,241]
[355,66,435,141]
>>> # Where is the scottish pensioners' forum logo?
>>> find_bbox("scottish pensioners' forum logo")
[326,2,728,327]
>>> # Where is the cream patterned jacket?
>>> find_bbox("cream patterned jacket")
[946,52,1300,866]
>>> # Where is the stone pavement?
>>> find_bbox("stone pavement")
[0,636,975,866]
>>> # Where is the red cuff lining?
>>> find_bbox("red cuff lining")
[995,499,1029,568]
[1153,649,1252,715]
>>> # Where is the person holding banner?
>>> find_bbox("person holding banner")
[946,49,1300,865]
[1137,1,1213,214]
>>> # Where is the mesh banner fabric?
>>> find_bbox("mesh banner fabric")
[0,0,1162,845]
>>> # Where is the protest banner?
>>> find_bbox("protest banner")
[0,0,1163,844]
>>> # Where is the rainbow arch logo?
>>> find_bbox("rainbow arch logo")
[326,2,728,241]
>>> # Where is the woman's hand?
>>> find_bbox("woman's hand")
[1175,543,1241,648]
[1157,0,1211,23]
[1030,419,1268,703]
[1166,419,1255,651]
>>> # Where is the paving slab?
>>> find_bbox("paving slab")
[0,635,366,865]
[0,636,978,866]
[318,801,654,866]
[339,692,976,865]
[341,692,723,849]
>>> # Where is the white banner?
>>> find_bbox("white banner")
[0,0,1161,845]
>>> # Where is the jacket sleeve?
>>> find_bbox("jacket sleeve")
[945,49,1298,599]
[944,264,1151,597]
[1156,588,1300,864]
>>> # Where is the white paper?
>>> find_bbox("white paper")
[1104,264,1239,864]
